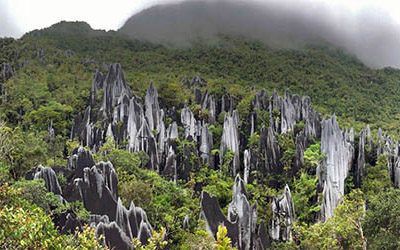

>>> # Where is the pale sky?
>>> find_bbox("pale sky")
[1,0,400,38]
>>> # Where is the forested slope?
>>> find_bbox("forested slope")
[1,21,400,249]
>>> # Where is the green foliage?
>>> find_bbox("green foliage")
[133,227,168,250]
[214,225,236,250]
[277,133,296,172]
[95,136,144,173]
[96,141,198,246]
[0,162,11,185]
[0,183,103,249]
[179,227,215,250]
[12,179,64,213]
[296,190,366,250]
[303,142,324,172]
[248,132,260,150]
[0,123,48,179]
[255,109,270,127]
[221,149,235,175]
[363,188,400,249]
[292,172,319,224]
[25,100,73,135]
[246,183,278,223]
[192,166,234,208]
[361,155,392,197]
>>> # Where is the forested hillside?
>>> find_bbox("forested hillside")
[1,21,400,249]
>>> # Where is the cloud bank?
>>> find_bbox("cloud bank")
[120,0,400,68]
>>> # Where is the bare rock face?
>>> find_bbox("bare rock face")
[220,110,240,176]
[319,116,354,221]
[259,126,281,173]
[145,82,162,133]
[96,161,119,200]
[281,92,302,134]
[127,97,144,152]
[355,126,371,187]
[96,222,133,250]
[167,121,179,140]
[1,63,14,82]
[201,91,217,123]
[135,116,159,171]
[181,105,197,140]
[199,123,213,166]
[115,199,153,244]
[33,165,62,195]
[101,63,132,118]
[227,175,257,250]
[71,150,153,249]
[163,146,177,181]
[269,185,295,241]
[301,96,321,139]
[75,165,118,221]
[200,191,240,247]
[67,146,96,178]
[201,176,271,249]
[243,150,251,184]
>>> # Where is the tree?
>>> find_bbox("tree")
[214,225,236,250]
[296,190,366,250]
[363,188,400,249]
[292,172,319,224]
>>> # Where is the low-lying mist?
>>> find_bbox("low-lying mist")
[119,0,400,69]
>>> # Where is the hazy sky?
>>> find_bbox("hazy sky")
[0,0,179,37]
[1,0,400,38]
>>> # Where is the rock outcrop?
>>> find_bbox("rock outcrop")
[201,175,272,249]
[220,110,240,176]
[270,185,295,241]
[319,116,354,221]
[72,150,153,249]
[33,165,62,195]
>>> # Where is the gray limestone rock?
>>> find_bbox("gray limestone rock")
[135,115,159,171]
[101,63,132,118]
[319,116,354,221]
[227,175,257,250]
[199,124,213,166]
[163,146,177,182]
[33,165,62,195]
[220,110,240,176]
[67,146,96,178]
[355,126,370,187]
[96,221,133,250]
[145,82,162,133]
[201,92,217,123]
[259,126,281,173]
[181,105,197,140]
[243,150,251,185]
[269,185,295,241]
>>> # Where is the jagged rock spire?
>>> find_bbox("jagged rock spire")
[33,165,62,195]
[319,115,354,221]
[181,105,197,140]
[220,110,240,176]
[270,185,295,241]
[145,82,162,133]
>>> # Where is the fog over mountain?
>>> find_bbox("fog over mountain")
[0,6,20,37]
[120,0,400,68]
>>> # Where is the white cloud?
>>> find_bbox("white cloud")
[1,0,400,38]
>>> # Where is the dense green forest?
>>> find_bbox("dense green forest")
[1,21,400,249]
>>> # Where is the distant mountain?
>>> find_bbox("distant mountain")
[119,0,325,48]
[119,0,400,69]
